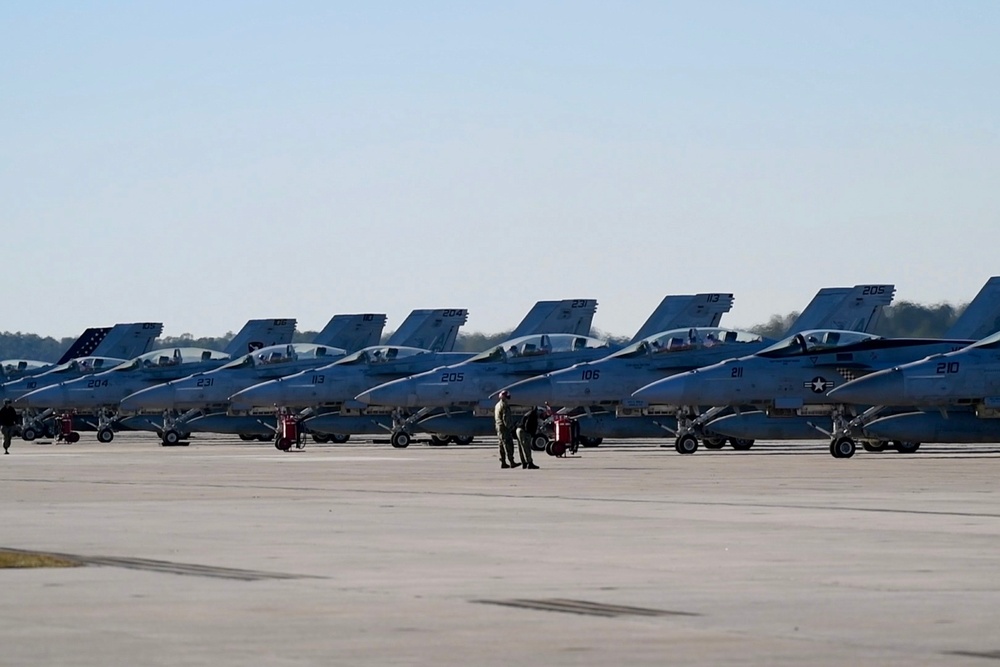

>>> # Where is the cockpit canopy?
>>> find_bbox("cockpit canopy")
[470,334,607,363]
[609,327,762,360]
[39,356,121,376]
[115,347,231,371]
[334,345,429,366]
[758,329,879,358]
[218,343,347,370]
[2,359,48,375]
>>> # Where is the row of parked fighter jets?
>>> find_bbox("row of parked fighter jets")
[4,278,1000,458]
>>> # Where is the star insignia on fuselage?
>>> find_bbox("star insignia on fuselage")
[804,376,834,393]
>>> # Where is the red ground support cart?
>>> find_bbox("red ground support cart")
[56,413,80,443]
[546,415,577,457]
[275,413,303,451]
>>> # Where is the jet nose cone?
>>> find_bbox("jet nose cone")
[121,384,175,412]
[358,379,412,407]
[230,381,281,411]
[829,369,905,405]
[632,374,691,405]
[501,376,554,406]
[18,384,65,409]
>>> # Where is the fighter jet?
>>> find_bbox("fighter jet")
[231,299,600,447]
[495,284,895,449]
[632,278,1000,457]
[0,322,163,385]
[117,310,462,445]
[827,328,1000,445]
[16,318,296,443]
[632,330,981,458]
[2,322,165,439]
[355,293,739,447]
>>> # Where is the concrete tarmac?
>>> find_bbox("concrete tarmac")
[2,433,1000,666]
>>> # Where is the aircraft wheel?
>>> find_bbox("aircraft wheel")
[579,436,602,448]
[451,435,474,445]
[831,437,856,459]
[21,427,37,442]
[862,440,888,452]
[330,433,350,444]
[162,430,182,447]
[675,434,699,455]
[703,435,726,450]
[238,434,256,442]
[729,437,754,451]
[97,428,115,444]
[892,440,921,454]
[545,441,569,456]
[429,435,450,446]
[531,434,549,451]
[390,431,411,449]
[66,432,81,444]
[311,434,332,444]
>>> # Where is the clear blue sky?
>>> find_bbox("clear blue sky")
[3,2,998,339]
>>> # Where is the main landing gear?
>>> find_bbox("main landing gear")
[670,434,755,454]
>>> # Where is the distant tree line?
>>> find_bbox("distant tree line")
[747,301,966,340]
[0,301,974,362]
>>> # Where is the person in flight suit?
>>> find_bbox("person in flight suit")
[494,390,521,469]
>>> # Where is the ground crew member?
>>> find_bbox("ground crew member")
[516,406,541,469]
[494,390,521,469]
[0,398,18,455]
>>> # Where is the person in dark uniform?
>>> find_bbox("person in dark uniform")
[0,399,18,455]
[515,407,541,469]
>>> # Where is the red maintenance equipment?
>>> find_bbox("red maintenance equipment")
[56,413,80,444]
[275,412,303,451]
[546,414,578,457]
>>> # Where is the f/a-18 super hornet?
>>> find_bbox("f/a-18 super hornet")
[630,278,1000,457]
[114,313,389,445]
[827,326,1000,447]
[119,309,473,445]
[0,321,163,387]
[3,322,165,440]
[16,318,297,443]
[231,299,600,447]
[632,277,1000,458]
[497,284,895,450]
[355,293,738,448]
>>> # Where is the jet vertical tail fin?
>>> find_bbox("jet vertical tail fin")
[629,293,735,343]
[87,322,164,361]
[386,309,469,352]
[509,299,598,338]
[313,314,387,353]
[945,276,1000,339]
[56,327,112,364]
[224,318,297,356]
[789,285,895,334]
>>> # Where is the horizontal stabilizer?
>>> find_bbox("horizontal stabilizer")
[386,308,469,352]
[313,314,387,353]
[945,276,1000,340]
[630,293,735,343]
[224,318,297,356]
[509,299,598,338]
